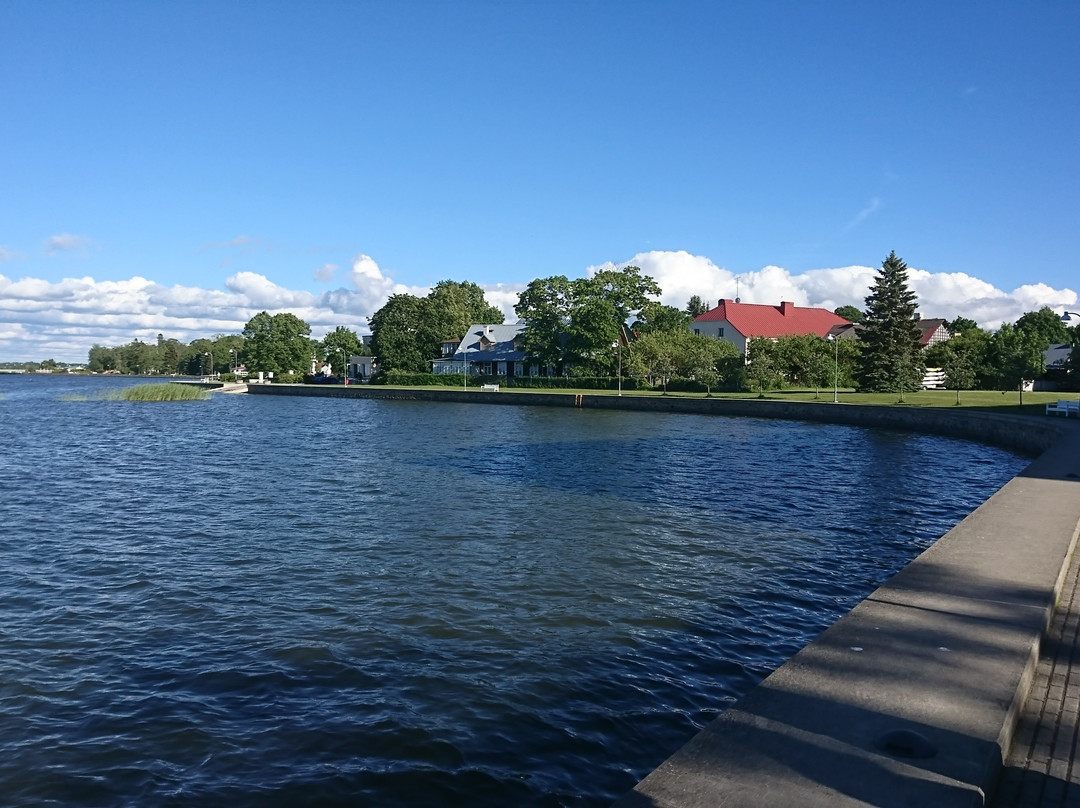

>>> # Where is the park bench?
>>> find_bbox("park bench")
[480,384,500,392]
[1046,399,1079,417]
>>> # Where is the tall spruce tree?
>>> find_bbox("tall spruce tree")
[857,251,925,395]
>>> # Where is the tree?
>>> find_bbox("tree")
[318,326,364,377]
[745,337,782,396]
[417,280,504,360]
[683,332,740,395]
[926,327,992,390]
[121,339,154,375]
[856,251,925,396]
[940,342,977,405]
[686,295,710,318]
[834,305,864,323]
[87,344,118,372]
[565,298,621,375]
[626,331,679,392]
[577,265,660,325]
[947,316,979,335]
[370,280,504,375]
[515,265,662,376]
[243,312,313,376]
[801,337,835,398]
[369,294,428,373]
[988,323,1045,404]
[1015,307,1069,348]
[564,265,662,374]
[514,275,574,373]
[158,337,184,374]
[632,301,690,335]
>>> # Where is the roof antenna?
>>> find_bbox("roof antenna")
[735,276,741,304]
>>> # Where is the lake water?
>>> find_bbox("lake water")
[0,375,1028,806]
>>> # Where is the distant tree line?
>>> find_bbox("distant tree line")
[85,312,370,378]
[80,256,1078,394]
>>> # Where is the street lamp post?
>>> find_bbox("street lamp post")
[612,340,622,396]
[204,350,212,380]
[827,335,838,403]
[339,346,347,385]
[462,340,468,391]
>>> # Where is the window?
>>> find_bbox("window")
[693,328,700,335]
[718,327,725,337]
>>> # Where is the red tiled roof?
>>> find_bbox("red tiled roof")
[693,300,849,338]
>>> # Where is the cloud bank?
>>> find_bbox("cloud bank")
[1,250,1075,362]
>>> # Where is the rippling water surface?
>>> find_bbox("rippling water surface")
[0,375,1028,806]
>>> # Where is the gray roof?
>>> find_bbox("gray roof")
[1045,343,1072,370]
[454,323,527,363]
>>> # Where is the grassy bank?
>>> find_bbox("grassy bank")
[358,384,1077,416]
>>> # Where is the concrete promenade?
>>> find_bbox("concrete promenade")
[992,547,1080,807]
[246,385,1080,806]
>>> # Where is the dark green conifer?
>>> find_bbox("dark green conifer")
[857,251,925,394]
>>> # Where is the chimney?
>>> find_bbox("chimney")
[780,301,794,315]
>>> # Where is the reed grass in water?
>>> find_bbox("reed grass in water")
[60,383,210,402]
[116,383,210,401]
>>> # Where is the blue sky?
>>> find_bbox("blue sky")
[2,0,1078,361]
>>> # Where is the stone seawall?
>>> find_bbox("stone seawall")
[247,384,1080,806]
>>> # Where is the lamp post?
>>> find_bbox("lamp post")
[462,339,468,391]
[827,335,838,403]
[338,346,347,385]
[612,340,622,396]
[204,350,212,380]
[229,348,235,374]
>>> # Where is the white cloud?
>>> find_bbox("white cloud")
[43,233,93,255]
[314,263,338,282]
[481,283,526,323]
[613,250,1077,328]
[0,246,22,262]
[1,251,1076,362]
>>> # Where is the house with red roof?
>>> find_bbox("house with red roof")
[691,299,851,354]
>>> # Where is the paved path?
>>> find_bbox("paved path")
[993,549,1080,808]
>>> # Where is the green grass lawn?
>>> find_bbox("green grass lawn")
[369,383,1078,416]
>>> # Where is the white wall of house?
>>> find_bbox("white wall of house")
[690,319,746,353]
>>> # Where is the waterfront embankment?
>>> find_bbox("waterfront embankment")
[249,383,1080,807]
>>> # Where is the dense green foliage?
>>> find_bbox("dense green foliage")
[632,302,691,335]
[627,330,741,393]
[242,312,313,376]
[685,295,710,318]
[369,280,503,373]
[514,266,661,375]
[317,325,365,376]
[856,251,925,395]
[85,333,245,376]
[834,304,864,323]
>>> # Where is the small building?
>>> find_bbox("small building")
[1045,343,1072,372]
[916,318,951,348]
[825,322,866,340]
[691,299,850,354]
[347,355,376,382]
